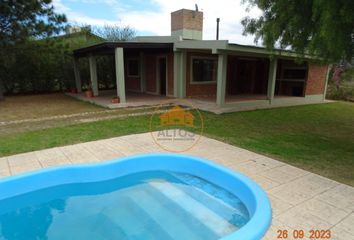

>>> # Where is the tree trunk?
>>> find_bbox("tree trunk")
[0,79,4,101]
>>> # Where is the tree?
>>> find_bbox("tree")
[241,0,354,62]
[92,24,136,41]
[0,0,66,99]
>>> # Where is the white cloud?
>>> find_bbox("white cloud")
[53,0,262,45]
[53,0,119,26]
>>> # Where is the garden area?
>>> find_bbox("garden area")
[0,95,353,187]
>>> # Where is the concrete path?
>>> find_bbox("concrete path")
[0,133,353,240]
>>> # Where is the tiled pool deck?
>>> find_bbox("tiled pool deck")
[0,132,353,239]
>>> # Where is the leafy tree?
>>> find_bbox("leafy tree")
[241,0,354,62]
[0,40,70,94]
[0,0,66,45]
[93,24,136,41]
[0,0,66,99]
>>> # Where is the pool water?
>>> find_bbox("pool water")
[0,171,250,240]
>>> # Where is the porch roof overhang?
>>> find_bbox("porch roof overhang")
[73,42,174,58]
[174,40,322,61]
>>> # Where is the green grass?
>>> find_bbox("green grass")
[0,102,353,186]
[202,102,354,186]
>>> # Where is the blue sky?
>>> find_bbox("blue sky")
[53,0,262,45]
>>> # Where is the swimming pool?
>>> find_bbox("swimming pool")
[0,154,271,240]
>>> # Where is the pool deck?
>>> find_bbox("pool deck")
[0,132,353,240]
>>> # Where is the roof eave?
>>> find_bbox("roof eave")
[73,42,174,57]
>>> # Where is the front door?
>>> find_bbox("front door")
[158,57,167,95]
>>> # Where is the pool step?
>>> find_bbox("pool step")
[141,184,220,240]
[127,188,209,240]
[169,173,249,227]
[102,195,176,240]
[152,171,249,226]
[148,180,237,237]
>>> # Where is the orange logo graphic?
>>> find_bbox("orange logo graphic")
[149,99,204,152]
[159,105,194,127]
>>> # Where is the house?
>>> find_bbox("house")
[160,106,194,127]
[72,8,330,112]
[56,26,104,49]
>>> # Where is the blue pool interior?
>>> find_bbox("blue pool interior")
[0,170,250,240]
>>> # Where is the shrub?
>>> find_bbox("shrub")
[326,66,354,101]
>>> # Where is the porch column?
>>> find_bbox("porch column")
[89,55,98,96]
[140,52,146,93]
[180,51,187,98]
[267,57,278,102]
[173,51,181,97]
[216,53,227,106]
[73,57,82,93]
[174,51,186,98]
[115,47,126,103]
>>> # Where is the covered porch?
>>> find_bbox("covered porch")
[72,42,174,105]
[177,49,321,113]
[70,41,326,112]
[173,40,317,109]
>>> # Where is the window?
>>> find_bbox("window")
[191,57,217,83]
[275,60,308,97]
[127,58,140,77]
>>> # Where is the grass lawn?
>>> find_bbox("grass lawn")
[0,101,353,186]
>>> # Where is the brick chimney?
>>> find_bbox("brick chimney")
[171,9,203,40]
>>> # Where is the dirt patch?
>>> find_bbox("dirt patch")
[0,93,103,122]
[0,97,172,134]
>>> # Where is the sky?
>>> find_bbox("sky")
[52,0,263,45]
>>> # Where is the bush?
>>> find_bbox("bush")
[0,33,110,94]
[0,41,72,94]
[326,67,354,101]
